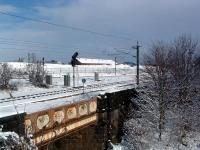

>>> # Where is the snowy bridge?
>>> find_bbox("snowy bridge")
[0,76,136,148]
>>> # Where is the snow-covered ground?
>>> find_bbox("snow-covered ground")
[0,62,136,118]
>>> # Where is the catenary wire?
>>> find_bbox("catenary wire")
[0,11,134,41]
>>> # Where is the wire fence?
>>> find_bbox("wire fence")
[45,65,135,76]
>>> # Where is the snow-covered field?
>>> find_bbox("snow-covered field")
[6,62,134,76]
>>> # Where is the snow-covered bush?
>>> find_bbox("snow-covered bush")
[0,131,37,150]
[0,131,20,150]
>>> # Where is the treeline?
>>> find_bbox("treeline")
[123,35,200,149]
[143,34,200,143]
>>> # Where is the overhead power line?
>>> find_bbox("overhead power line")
[0,36,107,52]
[0,44,105,56]
[0,36,73,48]
[0,37,104,55]
[0,11,133,41]
[0,40,74,50]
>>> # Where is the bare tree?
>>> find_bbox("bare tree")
[143,41,171,141]
[0,63,13,89]
[28,60,47,87]
[167,35,200,146]
[169,36,198,102]
[141,35,200,146]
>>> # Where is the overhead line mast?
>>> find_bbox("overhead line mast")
[132,41,141,85]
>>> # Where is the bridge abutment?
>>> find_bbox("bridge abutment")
[0,88,137,150]
[39,88,137,150]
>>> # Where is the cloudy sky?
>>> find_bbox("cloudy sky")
[0,0,199,62]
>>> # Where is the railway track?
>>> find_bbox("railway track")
[0,80,134,104]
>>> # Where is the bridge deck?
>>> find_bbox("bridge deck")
[0,75,135,118]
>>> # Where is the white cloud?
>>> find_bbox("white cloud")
[33,0,200,40]
[0,0,200,62]
[0,4,17,13]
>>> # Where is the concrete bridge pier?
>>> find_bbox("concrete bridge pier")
[0,113,26,136]
[40,125,105,150]
[97,89,137,149]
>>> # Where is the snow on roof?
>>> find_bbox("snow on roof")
[76,58,115,65]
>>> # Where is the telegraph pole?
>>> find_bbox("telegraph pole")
[114,57,117,76]
[42,57,45,73]
[42,57,45,83]
[133,41,141,85]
